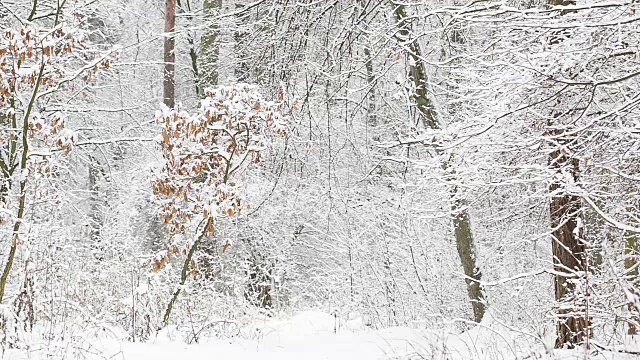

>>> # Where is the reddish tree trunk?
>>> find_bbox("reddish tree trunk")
[163,0,176,108]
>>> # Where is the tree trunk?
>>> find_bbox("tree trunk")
[391,1,485,322]
[624,226,639,334]
[199,0,222,91]
[548,128,587,348]
[176,0,201,98]
[0,61,46,304]
[245,250,273,309]
[543,0,586,347]
[163,0,176,108]
[233,3,250,83]
[363,43,376,129]
[452,196,485,322]
[88,154,104,259]
[583,207,605,271]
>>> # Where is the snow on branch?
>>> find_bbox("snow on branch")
[151,83,288,271]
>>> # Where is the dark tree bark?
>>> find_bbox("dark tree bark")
[624,227,639,334]
[245,257,273,309]
[548,128,587,348]
[543,0,588,347]
[163,0,176,108]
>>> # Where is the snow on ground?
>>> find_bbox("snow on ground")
[4,310,640,359]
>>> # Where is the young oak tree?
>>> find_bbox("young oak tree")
[152,83,287,325]
[0,18,110,304]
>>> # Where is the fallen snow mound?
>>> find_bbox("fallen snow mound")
[6,310,640,359]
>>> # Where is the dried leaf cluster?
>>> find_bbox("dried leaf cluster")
[152,84,287,270]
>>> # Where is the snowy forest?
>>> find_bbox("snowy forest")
[0,0,639,358]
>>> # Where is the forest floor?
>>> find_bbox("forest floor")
[4,310,639,359]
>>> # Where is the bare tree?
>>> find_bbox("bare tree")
[391,0,485,323]
[199,0,222,90]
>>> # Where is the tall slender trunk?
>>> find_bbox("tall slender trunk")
[233,3,249,83]
[88,154,104,259]
[391,1,485,323]
[176,0,201,98]
[548,128,587,348]
[0,2,58,305]
[163,218,212,325]
[163,0,176,108]
[0,63,44,304]
[192,0,223,285]
[199,0,222,91]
